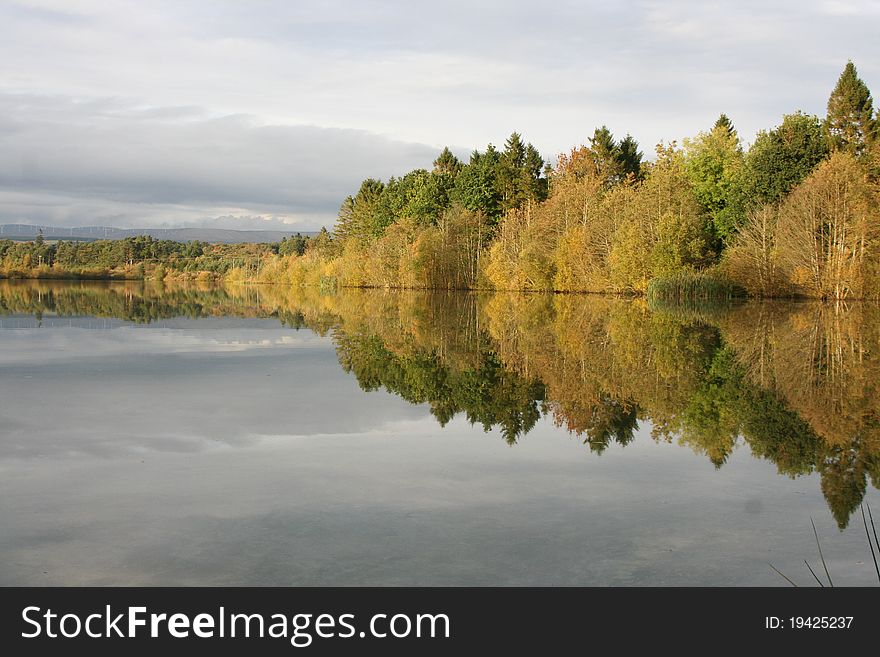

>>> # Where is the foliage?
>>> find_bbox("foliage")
[610,143,712,291]
[647,270,744,302]
[825,61,877,157]
[740,112,829,207]
[684,115,744,244]
[774,151,879,299]
[0,235,292,281]
[722,205,789,297]
[554,126,643,187]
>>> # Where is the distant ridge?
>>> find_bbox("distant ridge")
[0,224,319,244]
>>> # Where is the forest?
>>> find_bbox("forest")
[1,62,878,299]
[0,232,316,282]
[264,61,880,299]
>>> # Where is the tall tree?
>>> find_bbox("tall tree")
[497,132,529,213]
[433,147,462,177]
[308,226,333,256]
[494,133,547,213]
[714,113,735,136]
[396,169,445,226]
[524,143,549,201]
[825,61,877,157]
[451,145,503,221]
[553,129,640,185]
[432,147,463,210]
[684,115,744,244]
[565,127,643,186]
[334,195,356,239]
[588,125,623,184]
[617,134,643,180]
[338,178,386,238]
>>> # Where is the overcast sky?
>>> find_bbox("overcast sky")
[1,0,878,230]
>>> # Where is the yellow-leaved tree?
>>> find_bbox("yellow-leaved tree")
[610,143,709,292]
[774,151,878,299]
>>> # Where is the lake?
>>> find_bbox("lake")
[1,280,878,586]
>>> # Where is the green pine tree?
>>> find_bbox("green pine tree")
[825,61,876,157]
[617,134,644,180]
[432,147,461,177]
[714,113,735,136]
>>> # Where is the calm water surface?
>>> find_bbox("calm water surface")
[1,280,878,585]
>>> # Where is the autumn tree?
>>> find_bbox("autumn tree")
[775,151,878,299]
[413,205,491,289]
[723,205,788,297]
[553,182,634,292]
[610,143,709,291]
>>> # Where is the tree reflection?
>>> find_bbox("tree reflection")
[2,279,878,527]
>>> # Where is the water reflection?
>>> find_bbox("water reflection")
[2,279,878,530]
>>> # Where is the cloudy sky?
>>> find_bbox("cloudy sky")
[1,1,878,230]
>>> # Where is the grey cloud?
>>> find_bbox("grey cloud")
[0,93,439,228]
[179,214,321,231]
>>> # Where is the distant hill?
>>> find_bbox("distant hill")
[0,224,319,244]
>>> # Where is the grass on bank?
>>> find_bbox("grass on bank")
[647,270,746,302]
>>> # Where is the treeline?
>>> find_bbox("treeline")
[0,232,322,281]
[278,61,878,299]
[4,62,878,298]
